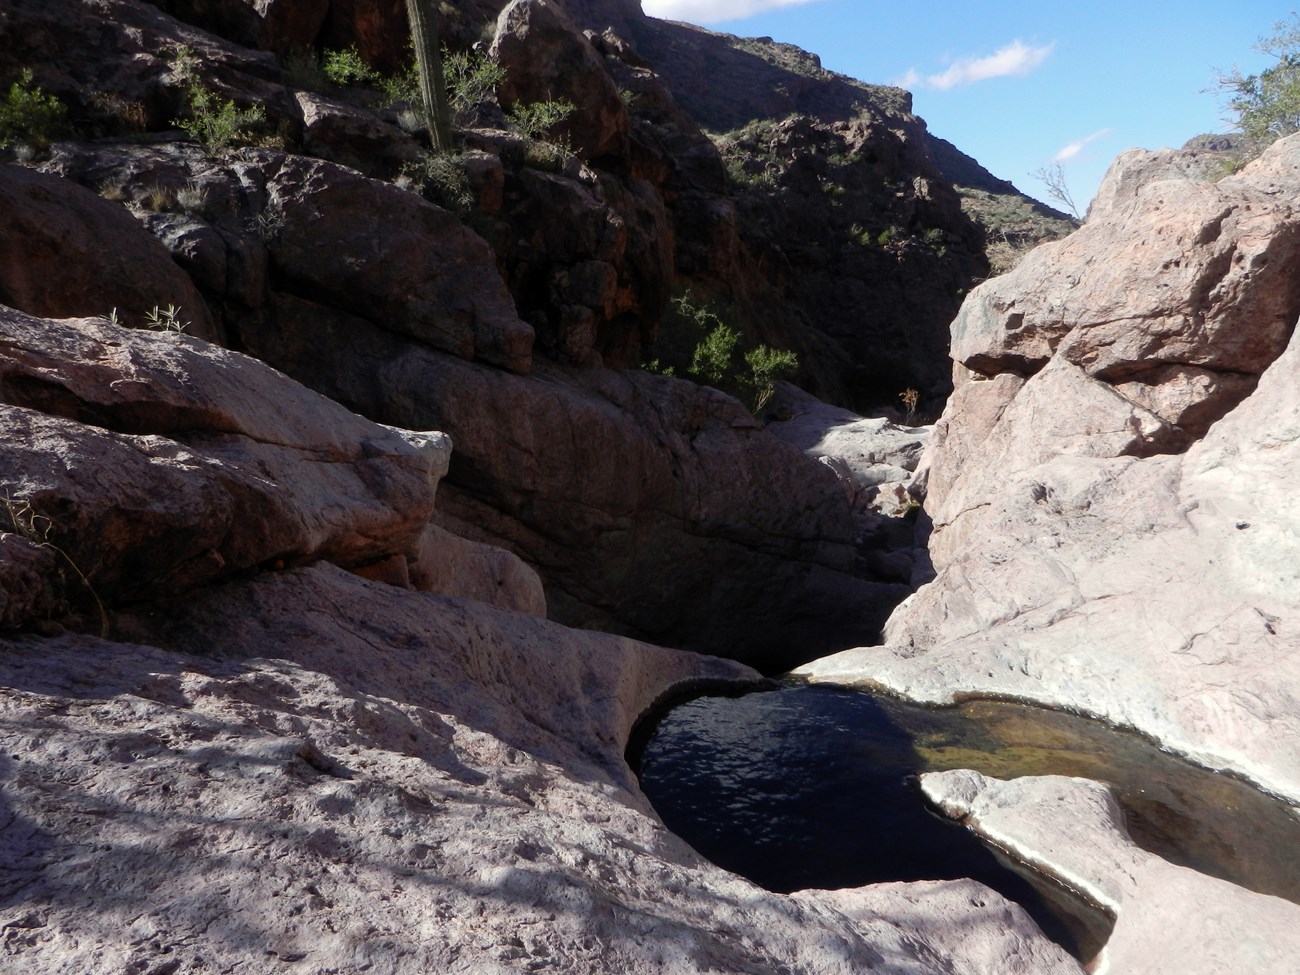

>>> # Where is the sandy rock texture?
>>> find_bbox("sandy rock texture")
[765,382,929,514]
[798,136,1300,801]
[923,771,1300,975]
[0,306,447,627]
[0,309,1080,975]
[0,565,1082,975]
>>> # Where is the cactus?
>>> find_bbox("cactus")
[404,0,454,152]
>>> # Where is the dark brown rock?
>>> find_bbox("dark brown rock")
[141,0,330,54]
[0,0,299,137]
[0,164,219,342]
[491,0,630,161]
[257,152,534,373]
[241,304,910,668]
[294,90,423,177]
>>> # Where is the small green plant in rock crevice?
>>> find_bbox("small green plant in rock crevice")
[507,98,575,141]
[145,304,190,333]
[650,292,799,413]
[0,69,68,149]
[171,46,265,153]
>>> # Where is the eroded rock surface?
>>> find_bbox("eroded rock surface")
[247,310,910,667]
[0,565,1083,975]
[765,381,929,514]
[0,165,218,341]
[0,305,1081,973]
[799,136,1300,802]
[0,306,448,626]
[922,771,1300,975]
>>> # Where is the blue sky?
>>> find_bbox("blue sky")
[640,0,1293,212]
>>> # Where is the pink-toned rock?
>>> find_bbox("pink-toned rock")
[922,771,1300,975]
[951,137,1300,435]
[799,136,1300,803]
[0,306,449,626]
[764,382,929,513]
[410,523,548,617]
[491,0,630,160]
[0,561,1083,975]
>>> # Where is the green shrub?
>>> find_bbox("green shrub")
[691,323,739,386]
[744,345,798,411]
[171,48,264,152]
[176,82,265,152]
[380,63,421,109]
[323,47,379,87]
[1218,15,1300,143]
[649,291,799,412]
[724,156,777,190]
[0,69,67,148]
[507,99,574,140]
[444,48,504,122]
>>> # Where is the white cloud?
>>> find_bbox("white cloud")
[901,40,1055,91]
[1052,128,1113,163]
[642,0,825,25]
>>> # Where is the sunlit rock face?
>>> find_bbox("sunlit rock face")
[922,771,1300,975]
[0,299,1080,974]
[800,135,1300,803]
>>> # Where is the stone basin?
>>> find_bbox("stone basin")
[630,682,1300,965]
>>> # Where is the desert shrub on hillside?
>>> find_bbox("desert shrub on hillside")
[649,292,798,412]
[1218,15,1300,144]
[0,70,67,148]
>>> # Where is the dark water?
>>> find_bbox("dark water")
[630,683,1300,963]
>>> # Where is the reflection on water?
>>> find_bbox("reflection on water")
[631,683,1300,962]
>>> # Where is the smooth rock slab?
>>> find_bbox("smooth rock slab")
[0,564,1082,975]
[0,306,449,622]
[921,770,1300,975]
[798,138,1300,805]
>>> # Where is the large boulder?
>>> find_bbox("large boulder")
[490,0,630,161]
[39,142,536,375]
[259,153,534,374]
[950,137,1300,441]
[798,135,1300,802]
[241,304,910,668]
[0,165,218,342]
[0,305,448,627]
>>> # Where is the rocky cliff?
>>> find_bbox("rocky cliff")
[5,0,990,664]
[3,0,1270,972]
[800,135,1300,974]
